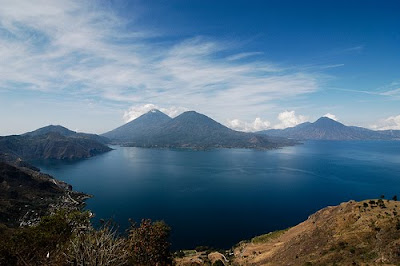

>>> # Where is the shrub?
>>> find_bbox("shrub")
[195,245,212,252]
[174,250,185,258]
[212,259,225,266]
[251,228,289,244]
[126,219,172,265]
[0,210,90,265]
[65,221,128,265]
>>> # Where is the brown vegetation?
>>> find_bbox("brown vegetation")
[233,199,400,265]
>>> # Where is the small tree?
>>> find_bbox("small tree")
[393,195,398,201]
[65,221,128,265]
[126,219,172,265]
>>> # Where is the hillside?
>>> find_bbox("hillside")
[0,126,111,160]
[0,161,89,227]
[176,199,400,265]
[105,110,296,149]
[259,117,399,140]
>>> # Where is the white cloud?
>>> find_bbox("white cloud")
[123,104,188,122]
[0,0,322,127]
[323,113,338,121]
[227,117,271,132]
[226,52,264,61]
[380,88,400,96]
[274,111,308,129]
[370,115,400,130]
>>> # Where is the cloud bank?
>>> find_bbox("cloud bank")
[371,115,400,130]
[274,111,308,129]
[226,110,309,132]
[227,117,271,132]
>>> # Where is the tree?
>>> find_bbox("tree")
[393,195,398,201]
[126,219,172,265]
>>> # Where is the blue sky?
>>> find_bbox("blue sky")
[0,0,399,135]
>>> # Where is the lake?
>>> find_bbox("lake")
[32,140,400,250]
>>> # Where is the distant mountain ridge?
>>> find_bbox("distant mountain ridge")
[103,110,296,149]
[259,117,400,140]
[0,125,111,160]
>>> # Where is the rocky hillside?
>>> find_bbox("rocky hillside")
[176,199,400,265]
[0,161,89,227]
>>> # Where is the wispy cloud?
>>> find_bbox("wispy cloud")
[0,0,322,124]
[226,52,264,61]
[333,82,400,98]
[341,45,364,53]
[380,88,400,96]
[319,64,345,69]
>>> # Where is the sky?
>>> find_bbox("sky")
[0,0,399,135]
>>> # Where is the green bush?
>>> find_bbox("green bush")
[251,228,289,244]
[0,210,90,265]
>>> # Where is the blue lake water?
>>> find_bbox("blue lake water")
[32,141,400,250]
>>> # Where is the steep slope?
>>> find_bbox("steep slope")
[232,199,400,265]
[124,111,296,149]
[0,161,88,227]
[102,109,172,142]
[0,127,112,160]
[259,117,397,140]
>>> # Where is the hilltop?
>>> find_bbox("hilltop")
[259,117,400,140]
[103,109,172,142]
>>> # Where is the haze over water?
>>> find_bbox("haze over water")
[33,141,400,249]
